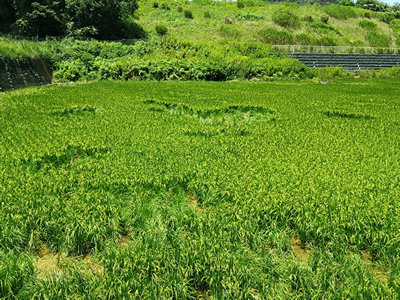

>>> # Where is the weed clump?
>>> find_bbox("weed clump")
[272,10,300,29]
[320,15,329,24]
[155,24,168,36]
[237,0,245,9]
[359,20,377,31]
[184,10,193,19]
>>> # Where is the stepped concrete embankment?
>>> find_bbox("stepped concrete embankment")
[289,53,400,71]
[0,58,52,92]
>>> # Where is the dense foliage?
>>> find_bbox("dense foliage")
[2,0,141,39]
[0,79,399,298]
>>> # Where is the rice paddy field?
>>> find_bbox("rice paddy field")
[1,79,400,298]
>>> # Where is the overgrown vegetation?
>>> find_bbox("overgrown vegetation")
[133,0,400,48]
[1,0,143,39]
[1,79,399,298]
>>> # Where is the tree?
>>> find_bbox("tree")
[8,0,140,39]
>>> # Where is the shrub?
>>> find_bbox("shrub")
[184,10,193,19]
[302,15,314,22]
[366,32,390,47]
[272,10,300,29]
[153,2,159,8]
[177,6,183,13]
[318,66,351,80]
[13,2,64,36]
[379,13,395,24]
[236,12,264,21]
[160,3,170,10]
[155,24,168,36]
[259,28,294,45]
[237,0,245,9]
[224,16,236,24]
[204,11,211,19]
[323,5,358,19]
[359,20,377,30]
[65,0,139,39]
[320,15,329,24]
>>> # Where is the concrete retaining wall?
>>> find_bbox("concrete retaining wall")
[0,58,52,92]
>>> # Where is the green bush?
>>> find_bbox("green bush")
[153,2,159,8]
[272,10,300,29]
[155,24,168,36]
[224,16,236,24]
[184,10,193,19]
[366,32,390,47]
[318,66,352,80]
[13,2,64,36]
[236,12,265,21]
[323,5,358,19]
[237,0,245,9]
[379,12,395,24]
[10,0,139,39]
[160,2,170,10]
[359,20,377,30]
[320,15,329,24]
[259,28,294,45]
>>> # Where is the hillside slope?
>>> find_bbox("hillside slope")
[136,0,400,48]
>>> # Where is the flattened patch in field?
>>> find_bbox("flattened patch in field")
[35,245,104,280]
[290,236,312,262]
[20,145,111,171]
[323,110,375,120]
[144,99,276,126]
[188,192,204,212]
[50,106,101,117]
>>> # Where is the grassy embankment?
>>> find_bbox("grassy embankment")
[137,0,400,48]
[1,79,400,298]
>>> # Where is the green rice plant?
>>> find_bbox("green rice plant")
[1,79,400,298]
[0,251,34,298]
